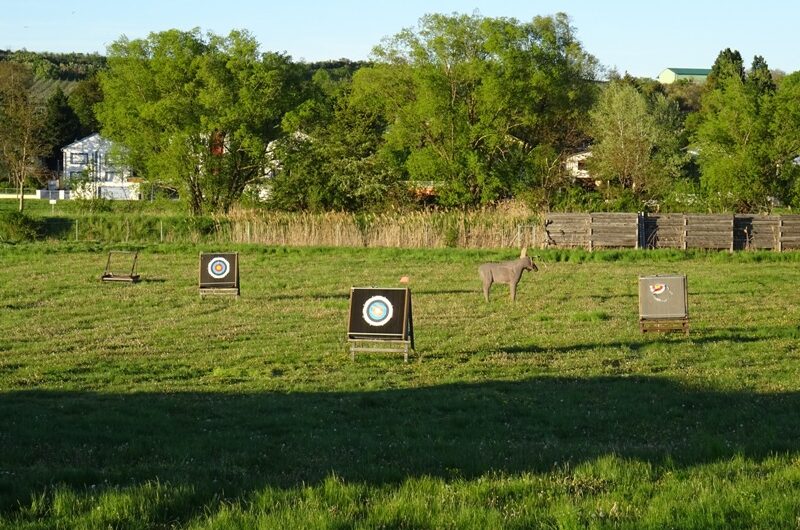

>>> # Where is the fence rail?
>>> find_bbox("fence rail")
[544,213,800,251]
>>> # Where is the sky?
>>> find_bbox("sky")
[2,0,798,79]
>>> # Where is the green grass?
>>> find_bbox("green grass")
[2,243,800,528]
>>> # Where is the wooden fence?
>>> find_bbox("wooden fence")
[544,213,800,251]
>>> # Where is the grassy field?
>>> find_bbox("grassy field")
[2,242,800,528]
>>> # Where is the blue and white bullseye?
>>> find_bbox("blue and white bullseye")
[207,256,231,279]
[362,296,393,327]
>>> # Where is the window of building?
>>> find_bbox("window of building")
[70,152,88,164]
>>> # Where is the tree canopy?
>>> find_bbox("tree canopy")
[4,20,800,215]
[344,12,599,208]
[97,28,304,214]
[693,54,787,211]
[0,62,50,211]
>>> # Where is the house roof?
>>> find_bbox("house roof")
[664,68,712,76]
[62,133,115,152]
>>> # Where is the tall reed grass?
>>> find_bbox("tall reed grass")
[13,199,544,249]
[223,210,543,249]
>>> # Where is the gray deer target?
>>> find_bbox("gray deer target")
[479,247,538,302]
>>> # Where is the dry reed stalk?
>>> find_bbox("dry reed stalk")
[222,209,538,249]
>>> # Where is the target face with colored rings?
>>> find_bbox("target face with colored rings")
[207,257,231,279]
[362,296,394,327]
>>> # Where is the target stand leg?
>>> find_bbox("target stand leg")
[348,340,412,362]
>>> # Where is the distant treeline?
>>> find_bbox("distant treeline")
[0,48,364,82]
[0,49,106,80]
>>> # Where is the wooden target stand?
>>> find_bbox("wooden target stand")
[199,252,240,297]
[347,287,415,362]
[639,318,689,335]
[101,251,141,283]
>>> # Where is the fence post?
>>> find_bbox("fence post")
[682,215,688,250]
[160,220,164,243]
[588,215,594,252]
[636,212,641,249]
[729,214,734,252]
[778,217,784,252]
[75,219,79,241]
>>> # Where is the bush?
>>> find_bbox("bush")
[73,197,114,213]
[178,216,225,238]
[0,211,42,242]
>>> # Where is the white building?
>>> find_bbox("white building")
[565,151,593,181]
[657,68,711,84]
[61,133,140,200]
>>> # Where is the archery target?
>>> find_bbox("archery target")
[207,256,231,279]
[362,295,393,327]
[348,287,412,341]
[639,275,687,319]
[199,252,239,292]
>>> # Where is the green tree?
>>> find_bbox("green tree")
[0,62,49,211]
[9,50,58,79]
[97,29,302,214]
[68,75,103,136]
[707,48,745,89]
[194,32,305,212]
[663,79,704,114]
[42,87,82,171]
[770,72,800,205]
[269,70,394,211]
[748,55,776,95]
[694,54,778,212]
[650,92,691,185]
[353,12,598,208]
[589,83,655,195]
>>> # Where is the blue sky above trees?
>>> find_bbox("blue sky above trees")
[3,0,798,78]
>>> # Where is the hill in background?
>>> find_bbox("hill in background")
[0,49,105,98]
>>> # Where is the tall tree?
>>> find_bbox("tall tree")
[42,87,82,172]
[770,72,800,205]
[68,75,103,136]
[694,54,777,212]
[353,12,598,207]
[747,55,776,96]
[0,62,49,211]
[589,82,658,194]
[707,48,745,89]
[97,29,302,214]
[589,82,689,205]
[269,70,393,211]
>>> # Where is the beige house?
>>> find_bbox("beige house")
[657,68,711,84]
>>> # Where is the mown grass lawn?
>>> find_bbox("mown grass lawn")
[2,242,800,528]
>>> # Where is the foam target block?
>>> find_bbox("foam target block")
[199,252,239,293]
[348,287,412,341]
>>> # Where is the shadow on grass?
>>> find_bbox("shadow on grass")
[414,289,477,295]
[495,335,761,355]
[3,375,800,519]
[487,325,800,357]
[39,217,74,239]
[140,278,167,284]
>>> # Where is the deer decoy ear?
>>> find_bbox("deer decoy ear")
[520,246,527,258]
